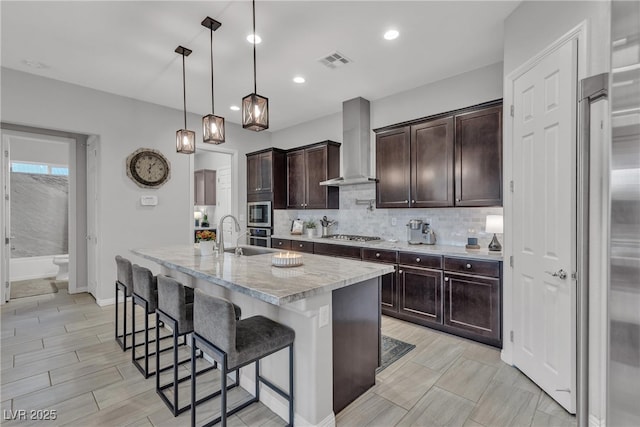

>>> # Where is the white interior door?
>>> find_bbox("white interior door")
[511,39,577,413]
[216,167,234,244]
[86,138,99,298]
[1,133,11,303]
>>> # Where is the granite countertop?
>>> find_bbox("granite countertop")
[131,244,394,306]
[272,234,504,261]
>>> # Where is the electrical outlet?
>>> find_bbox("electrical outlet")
[319,305,329,328]
[391,217,397,226]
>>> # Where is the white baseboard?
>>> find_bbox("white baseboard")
[68,287,88,295]
[95,295,131,307]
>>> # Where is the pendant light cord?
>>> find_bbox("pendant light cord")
[182,52,187,128]
[210,27,216,114]
[252,0,257,94]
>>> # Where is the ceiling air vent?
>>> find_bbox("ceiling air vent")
[318,51,352,69]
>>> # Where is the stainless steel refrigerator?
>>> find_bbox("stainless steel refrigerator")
[608,0,640,425]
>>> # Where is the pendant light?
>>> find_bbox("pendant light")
[175,46,195,154]
[201,17,225,144]
[242,0,269,131]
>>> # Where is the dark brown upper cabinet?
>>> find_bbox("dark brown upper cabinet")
[375,127,411,208]
[246,148,286,208]
[411,117,454,207]
[194,169,216,205]
[454,105,503,206]
[374,100,503,208]
[286,141,340,209]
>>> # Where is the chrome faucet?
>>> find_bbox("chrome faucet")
[234,231,250,255]
[217,214,241,254]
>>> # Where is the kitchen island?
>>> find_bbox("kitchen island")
[131,244,394,426]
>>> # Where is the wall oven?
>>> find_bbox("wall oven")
[247,227,271,248]
[247,201,272,227]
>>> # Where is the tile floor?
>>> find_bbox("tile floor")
[0,287,577,426]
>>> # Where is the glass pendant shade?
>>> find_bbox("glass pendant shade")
[203,114,225,144]
[176,129,195,154]
[242,93,269,131]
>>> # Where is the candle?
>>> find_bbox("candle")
[272,252,303,267]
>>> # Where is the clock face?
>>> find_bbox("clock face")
[126,149,171,188]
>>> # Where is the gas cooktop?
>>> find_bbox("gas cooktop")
[322,234,382,242]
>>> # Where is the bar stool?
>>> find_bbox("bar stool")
[115,255,144,351]
[156,276,242,416]
[131,264,172,378]
[191,289,295,427]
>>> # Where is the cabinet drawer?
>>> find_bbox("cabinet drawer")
[292,240,314,253]
[272,238,291,250]
[313,242,361,259]
[398,252,442,269]
[362,248,397,264]
[444,257,500,278]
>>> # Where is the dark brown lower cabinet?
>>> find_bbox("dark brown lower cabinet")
[380,267,398,315]
[444,272,501,346]
[398,266,443,325]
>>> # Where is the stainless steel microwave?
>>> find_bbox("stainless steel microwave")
[247,201,272,227]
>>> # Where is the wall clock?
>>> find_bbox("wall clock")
[126,148,171,189]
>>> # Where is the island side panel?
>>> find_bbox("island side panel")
[332,277,381,413]
[163,266,335,427]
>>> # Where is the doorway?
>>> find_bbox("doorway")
[504,24,586,414]
[193,148,237,246]
[1,126,91,304]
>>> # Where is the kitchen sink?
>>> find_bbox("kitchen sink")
[223,246,276,256]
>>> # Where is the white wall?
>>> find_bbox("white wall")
[1,67,270,304]
[502,1,610,423]
[503,0,610,76]
[195,150,232,171]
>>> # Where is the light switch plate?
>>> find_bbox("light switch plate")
[140,195,158,206]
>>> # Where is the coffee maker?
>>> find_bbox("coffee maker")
[406,219,436,245]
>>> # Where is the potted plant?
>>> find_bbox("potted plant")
[304,220,317,238]
[195,230,217,255]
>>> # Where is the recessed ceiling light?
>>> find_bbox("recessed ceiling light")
[293,76,305,84]
[230,105,240,111]
[246,34,262,44]
[383,30,399,41]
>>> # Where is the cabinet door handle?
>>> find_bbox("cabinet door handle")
[411,199,415,203]
[444,277,449,282]
[278,242,282,246]
[404,200,409,204]
[375,253,381,258]
[398,270,404,274]
[465,263,472,269]
[456,198,460,202]
[299,243,304,247]
[416,258,421,263]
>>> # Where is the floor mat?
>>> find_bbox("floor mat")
[10,277,58,299]
[377,335,416,373]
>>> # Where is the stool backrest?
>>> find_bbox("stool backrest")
[157,275,191,324]
[194,289,237,355]
[132,264,157,305]
[115,255,133,290]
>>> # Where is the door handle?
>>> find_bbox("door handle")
[545,269,567,280]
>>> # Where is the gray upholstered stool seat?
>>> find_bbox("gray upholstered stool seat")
[131,264,173,378]
[191,289,294,427]
[156,276,241,417]
[115,255,146,351]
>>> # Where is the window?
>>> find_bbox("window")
[11,162,69,176]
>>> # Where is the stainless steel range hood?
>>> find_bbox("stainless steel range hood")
[320,97,377,186]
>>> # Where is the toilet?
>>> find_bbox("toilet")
[52,255,69,281]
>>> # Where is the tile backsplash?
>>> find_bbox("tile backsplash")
[274,184,503,247]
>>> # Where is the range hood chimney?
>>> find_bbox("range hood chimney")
[320,97,377,186]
